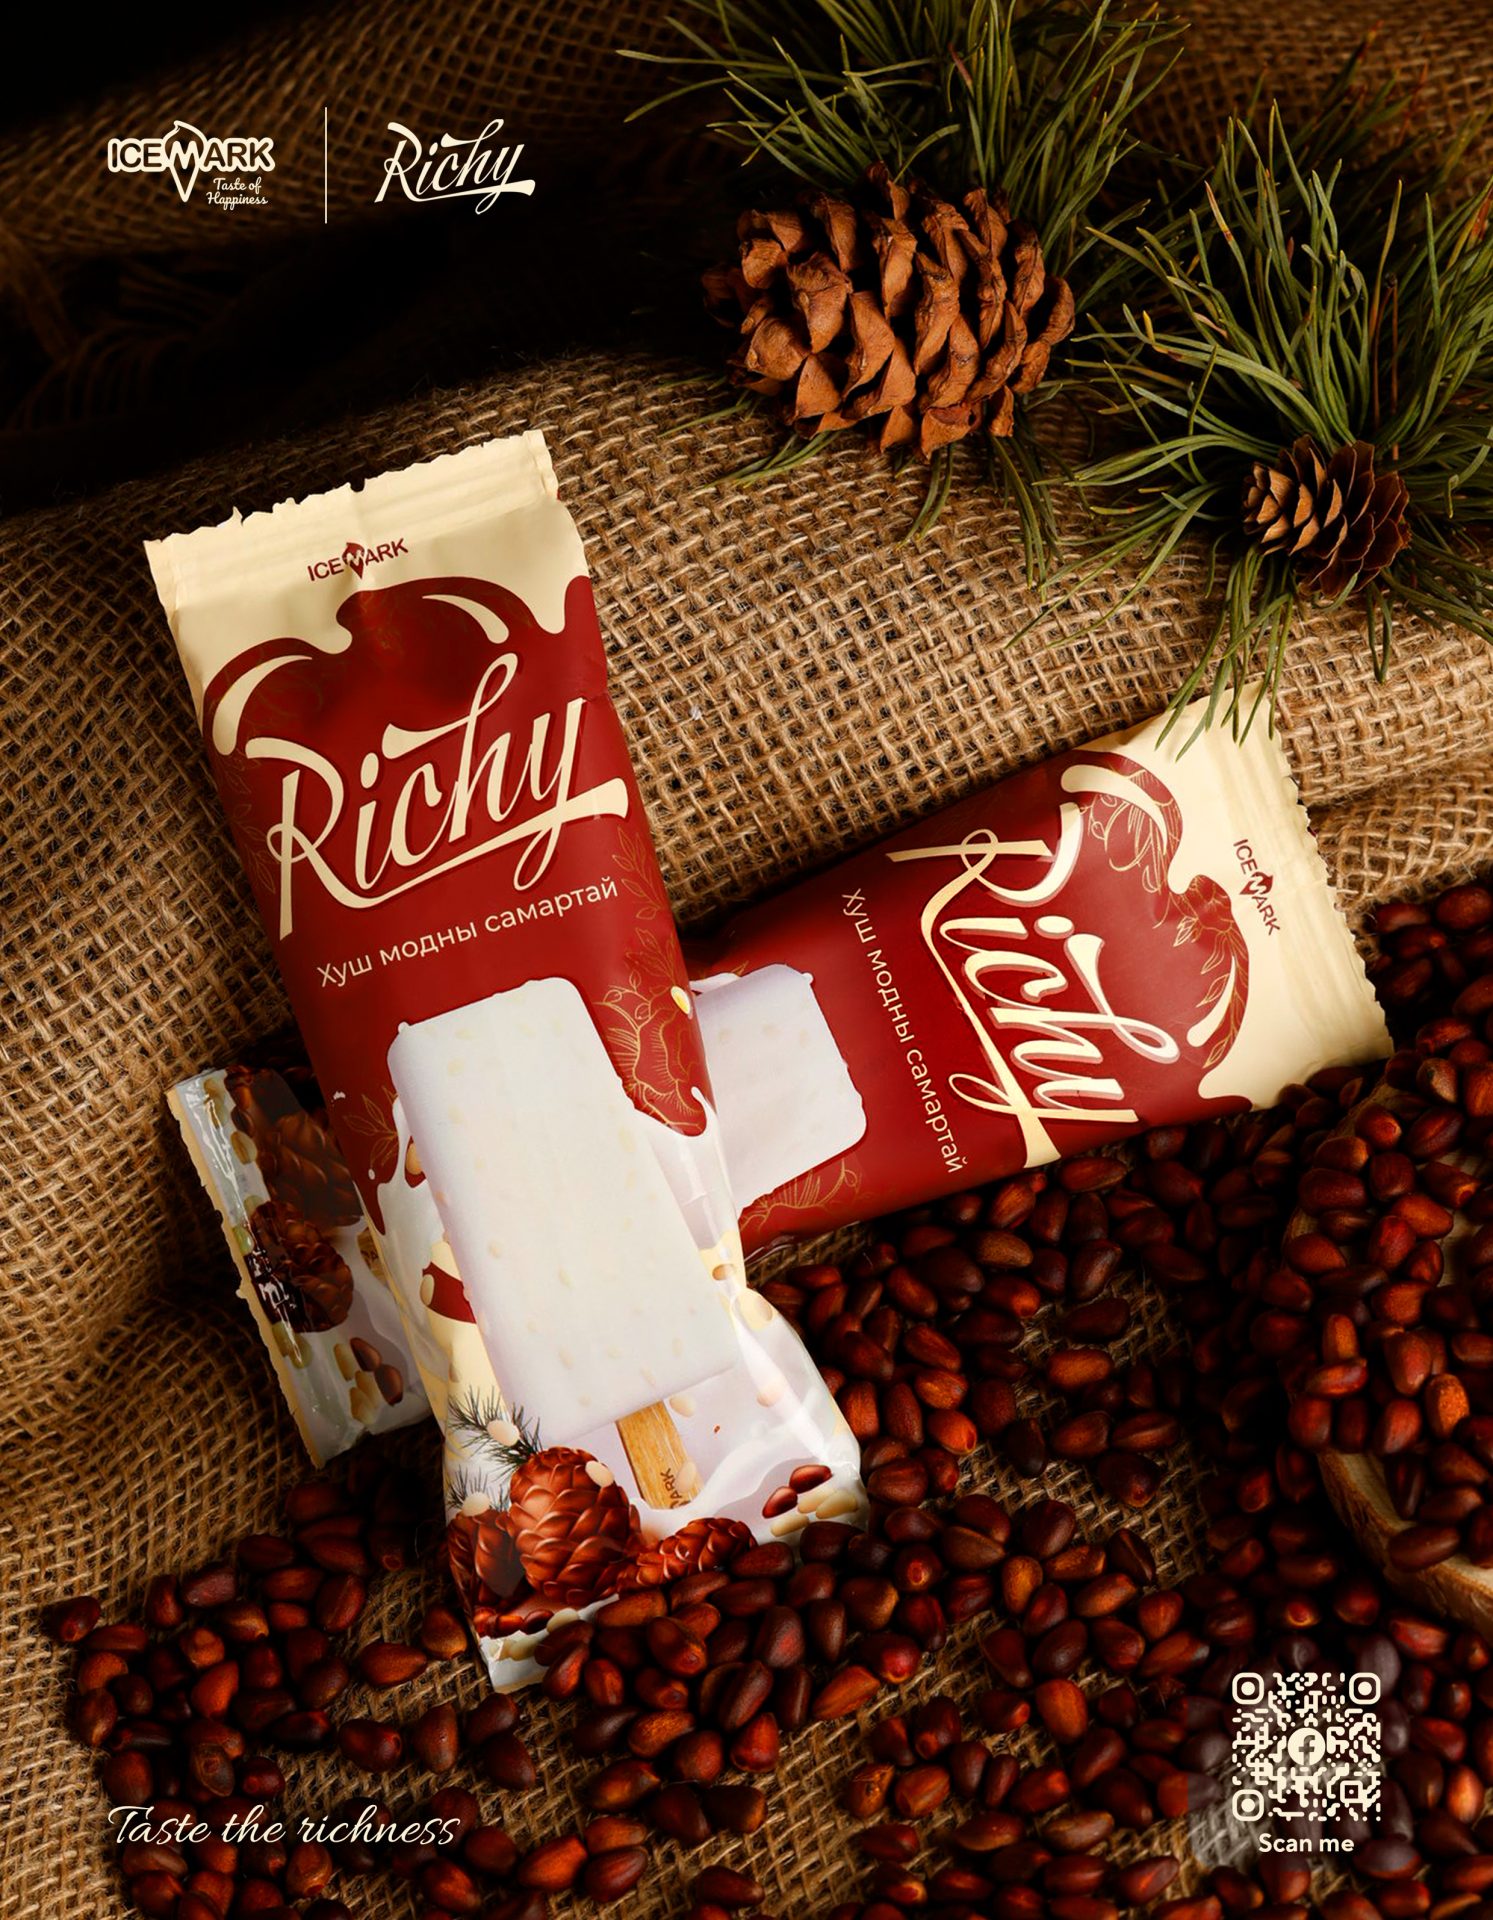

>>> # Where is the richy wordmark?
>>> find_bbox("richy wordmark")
[376,120,534,214]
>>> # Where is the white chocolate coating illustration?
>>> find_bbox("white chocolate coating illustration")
[692,964,867,1213]
[389,976,737,1446]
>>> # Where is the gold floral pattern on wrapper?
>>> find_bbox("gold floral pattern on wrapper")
[595,818,712,1134]
[739,1162,865,1261]
[1083,760,1252,1070]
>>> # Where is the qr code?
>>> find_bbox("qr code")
[1230,1671,1382,1825]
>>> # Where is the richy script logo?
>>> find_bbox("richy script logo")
[307,539,409,582]
[890,804,1181,1164]
[1234,839,1280,934]
[105,120,275,203]
[206,585,629,936]
[375,119,535,214]
[885,755,1253,1164]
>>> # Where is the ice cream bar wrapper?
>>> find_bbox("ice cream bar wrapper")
[168,1056,432,1465]
[686,705,1391,1252]
[148,432,862,1687]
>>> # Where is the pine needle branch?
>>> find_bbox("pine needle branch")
[446,1389,543,1469]
[622,0,1183,570]
[628,0,1182,283]
[1044,88,1493,732]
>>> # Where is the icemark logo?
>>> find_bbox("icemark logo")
[376,119,535,214]
[106,121,275,204]
[1234,838,1280,935]
[305,538,409,582]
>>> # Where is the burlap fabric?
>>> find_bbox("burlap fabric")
[5,336,1493,1917]
[6,1,1493,1914]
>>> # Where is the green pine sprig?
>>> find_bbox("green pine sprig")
[1255,35,1483,268]
[446,1389,544,1470]
[1142,35,1484,276]
[624,0,1183,574]
[1043,97,1493,736]
[443,1465,497,1517]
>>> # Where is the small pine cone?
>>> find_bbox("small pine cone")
[704,162,1074,458]
[506,1448,642,1608]
[619,1515,755,1589]
[446,1506,537,1640]
[1242,436,1410,595]
[247,1199,354,1330]
[227,1064,363,1228]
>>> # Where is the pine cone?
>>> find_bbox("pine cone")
[703,162,1074,458]
[505,1448,642,1608]
[227,1064,363,1229]
[445,1506,538,1640]
[1242,436,1410,595]
[619,1515,755,1589]
[247,1199,354,1330]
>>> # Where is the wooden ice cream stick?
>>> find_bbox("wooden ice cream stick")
[617,1404,697,1509]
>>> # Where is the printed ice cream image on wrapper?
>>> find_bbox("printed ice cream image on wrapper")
[147,430,863,1688]
[693,964,867,1216]
[388,977,736,1493]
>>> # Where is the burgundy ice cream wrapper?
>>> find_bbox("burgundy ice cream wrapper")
[685,706,1390,1253]
[148,433,862,1687]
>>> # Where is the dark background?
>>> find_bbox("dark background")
[0,9,319,130]
[0,6,729,516]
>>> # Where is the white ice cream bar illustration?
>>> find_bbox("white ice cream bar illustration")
[692,965,867,1213]
[388,976,737,1504]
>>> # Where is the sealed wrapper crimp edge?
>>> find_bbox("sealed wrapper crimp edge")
[686,699,1391,1251]
[148,430,570,725]
[148,431,863,1688]
[169,1065,432,1466]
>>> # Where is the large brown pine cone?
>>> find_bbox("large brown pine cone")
[246,1199,354,1331]
[505,1448,642,1608]
[703,162,1074,458]
[1242,436,1411,595]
